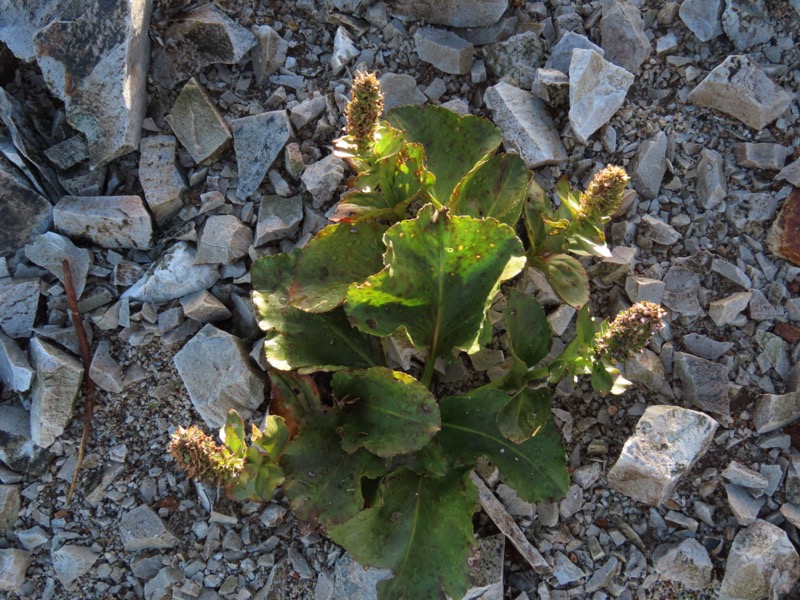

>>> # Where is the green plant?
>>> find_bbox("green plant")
[169,74,665,600]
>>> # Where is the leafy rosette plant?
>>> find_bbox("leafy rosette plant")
[169,74,666,600]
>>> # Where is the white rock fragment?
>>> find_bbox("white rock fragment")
[0,278,40,339]
[719,520,800,600]
[123,242,220,304]
[688,55,793,131]
[119,505,179,551]
[378,73,427,112]
[196,215,252,265]
[607,405,718,506]
[29,337,84,448]
[0,333,35,392]
[54,195,153,250]
[166,78,232,165]
[180,291,231,323]
[138,135,186,224]
[679,0,724,42]
[545,31,604,75]
[599,0,652,74]
[52,545,100,590]
[255,195,304,246]
[752,390,800,434]
[173,324,265,429]
[695,148,727,210]
[640,214,681,246]
[630,131,667,200]
[733,142,790,171]
[414,27,473,75]
[89,341,126,394]
[25,232,92,300]
[709,292,752,326]
[778,157,800,187]
[625,276,664,304]
[484,81,567,168]
[673,352,730,415]
[653,538,713,590]
[302,154,345,208]
[331,27,360,75]
[252,25,288,85]
[230,110,292,200]
[568,49,634,145]
[0,548,32,592]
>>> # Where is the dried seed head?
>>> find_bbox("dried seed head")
[345,71,383,149]
[169,425,243,485]
[579,165,630,218]
[594,301,667,363]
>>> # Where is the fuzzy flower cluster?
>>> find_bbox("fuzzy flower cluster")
[594,301,667,363]
[169,425,243,486]
[345,71,383,150]
[579,165,630,218]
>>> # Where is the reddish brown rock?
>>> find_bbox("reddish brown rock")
[768,189,800,266]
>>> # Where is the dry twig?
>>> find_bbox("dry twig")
[63,258,95,504]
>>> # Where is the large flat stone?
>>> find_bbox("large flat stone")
[54,195,153,250]
[384,0,508,28]
[688,55,793,131]
[569,49,634,145]
[0,548,32,592]
[674,352,730,415]
[0,168,52,257]
[607,405,717,506]
[0,0,62,62]
[484,81,567,168]
[33,0,153,167]
[0,278,40,339]
[122,241,220,304]
[173,324,265,428]
[25,231,92,300]
[231,110,292,200]
[414,27,473,75]
[29,337,84,448]
[138,135,186,224]
[52,544,99,590]
[0,333,35,392]
[166,78,232,165]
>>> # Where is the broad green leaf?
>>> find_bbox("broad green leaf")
[290,222,386,313]
[505,289,551,367]
[333,367,441,458]
[385,105,502,202]
[544,253,590,308]
[252,253,384,371]
[496,387,553,444]
[281,410,385,526]
[566,232,612,258]
[449,153,531,226]
[268,370,322,438]
[439,388,568,503]
[523,179,548,253]
[392,439,448,478]
[227,415,289,502]
[575,304,596,347]
[345,204,526,361]
[328,468,478,600]
[224,411,247,456]
[590,361,614,393]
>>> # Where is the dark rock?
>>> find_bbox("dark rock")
[0,169,52,257]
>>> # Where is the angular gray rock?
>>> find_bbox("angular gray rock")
[0,485,20,529]
[138,135,186,224]
[0,333,35,392]
[630,131,667,200]
[333,553,393,600]
[0,168,52,257]
[0,278,40,339]
[625,276,665,304]
[52,544,99,590]
[778,157,800,187]
[531,69,570,107]
[290,96,328,131]
[683,333,733,361]
[180,291,231,323]
[255,195,304,246]
[331,27,360,76]
[722,461,769,492]
[719,520,800,600]
[607,405,718,506]
[662,267,702,317]
[752,391,800,434]
[726,483,765,525]
[733,142,790,171]
[600,0,652,74]
[709,291,751,326]
[29,337,84,448]
[54,195,153,250]
[252,25,288,85]
[119,505,180,551]
[483,32,544,88]
[725,191,780,232]
[25,231,92,300]
[32,0,152,167]
[231,110,292,200]
[688,55,793,131]
[123,242,220,304]
[552,551,586,585]
[711,258,750,289]
[414,27,473,76]
[89,341,126,394]
[384,0,508,28]
[653,539,712,590]
[302,154,345,209]
[0,0,63,62]
[196,215,252,265]
[0,548,32,592]
[695,148,726,210]
[568,49,634,145]
[173,324,265,428]
[151,3,256,86]
[544,31,604,75]
[640,214,680,246]
[722,0,774,51]
[679,0,724,42]
[0,405,50,476]
[378,73,426,112]
[166,78,232,165]
[484,82,567,168]
[674,352,730,415]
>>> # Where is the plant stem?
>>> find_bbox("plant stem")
[421,353,436,388]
